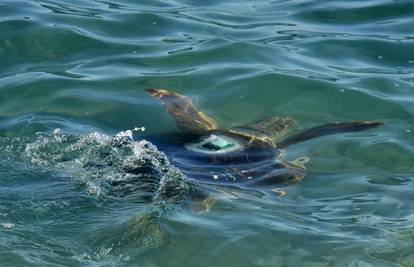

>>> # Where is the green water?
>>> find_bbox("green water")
[1,0,414,266]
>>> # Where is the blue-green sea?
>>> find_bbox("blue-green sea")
[1,0,414,266]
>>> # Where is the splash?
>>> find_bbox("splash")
[1,129,197,205]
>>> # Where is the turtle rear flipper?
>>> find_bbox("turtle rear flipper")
[277,121,383,148]
[146,88,218,133]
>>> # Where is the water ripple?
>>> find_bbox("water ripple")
[1,0,414,266]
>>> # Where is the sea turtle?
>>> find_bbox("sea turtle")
[143,88,382,188]
[77,88,382,252]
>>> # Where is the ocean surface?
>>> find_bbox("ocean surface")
[1,0,414,266]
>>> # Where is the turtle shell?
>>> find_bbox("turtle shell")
[145,88,306,186]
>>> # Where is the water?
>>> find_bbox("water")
[1,0,414,266]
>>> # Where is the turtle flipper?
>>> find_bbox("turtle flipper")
[277,121,383,148]
[87,211,167,254]
[146,88,218,133]
[229,116,296,147]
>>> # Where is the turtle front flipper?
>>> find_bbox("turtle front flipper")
[87,210,168,255]
[228,116,296,147]
[146,88,218,133]
[277,121,383,148]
